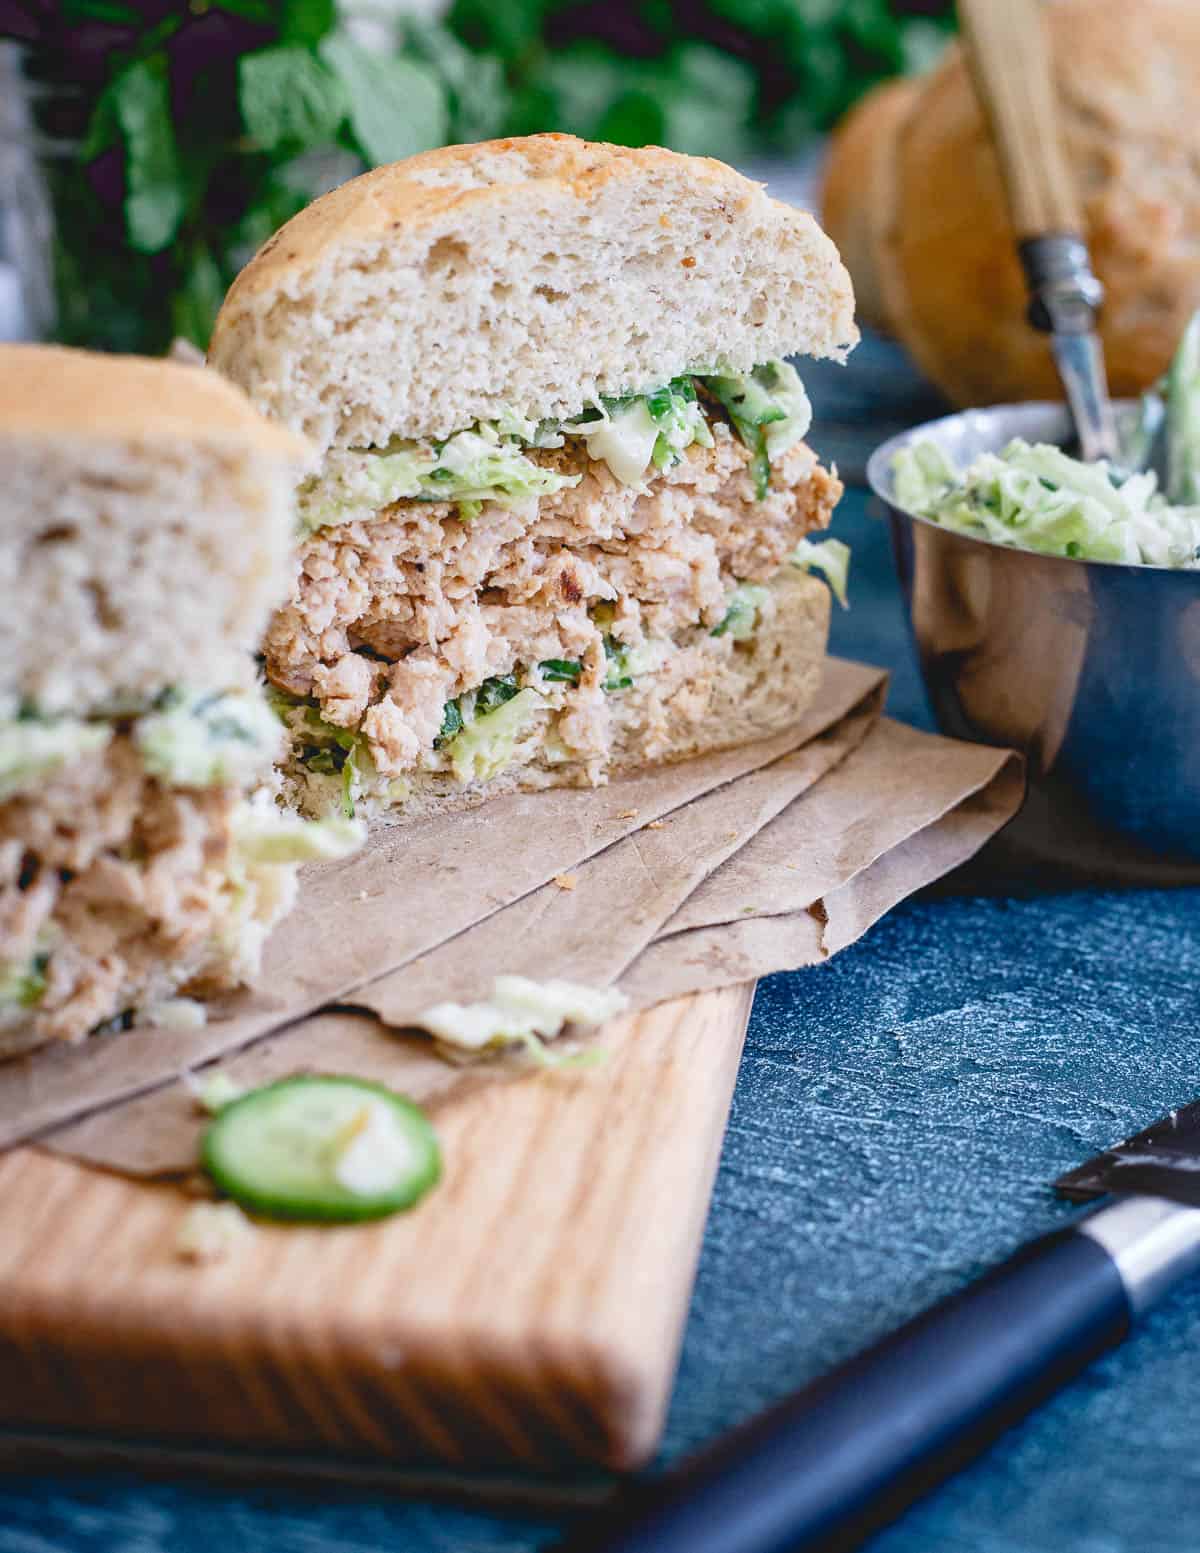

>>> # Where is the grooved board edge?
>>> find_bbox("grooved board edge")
[0,985,754,1474]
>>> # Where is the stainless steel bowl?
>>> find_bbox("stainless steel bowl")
[868,402,1200,879]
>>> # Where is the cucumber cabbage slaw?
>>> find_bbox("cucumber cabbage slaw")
[0,686,283,803]
[890,308,1200,570]
[0,717,112,802]
[136,687,283,787]
[0,939,52,1028]
[706,360,813,499]
[892,437,1200,569]
[298,360,815,534]
[790,536,851,607]
[414,974,628,1065]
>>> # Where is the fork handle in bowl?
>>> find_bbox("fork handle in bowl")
[957,0,1081,240]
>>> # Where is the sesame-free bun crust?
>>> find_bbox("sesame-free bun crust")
[0,345,309,715]
[0,343,304,458]
[209,134,858,452]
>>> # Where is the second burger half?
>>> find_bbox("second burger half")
[210,134,858,822]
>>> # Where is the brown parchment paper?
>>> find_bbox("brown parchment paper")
[622,729,1024,1004]
[0,658,884,1149]
[352,683,886,1026]
[5,660,1023,1170]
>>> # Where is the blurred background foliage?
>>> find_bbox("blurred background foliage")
[0,0,953,354]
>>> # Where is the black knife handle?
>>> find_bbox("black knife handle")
[555,1228,1130,1553]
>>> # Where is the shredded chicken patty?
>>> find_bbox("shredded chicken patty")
[0,738,243,1043]
[265,423,841,778]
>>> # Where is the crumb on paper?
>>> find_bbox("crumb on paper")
[176,1201,255,1263]
[183,1070,244,1115]
[616,809,639,820]
[553,873,578,891]
[646,820,665,831]
[136,997,207,1032]
[413,976,628,1058]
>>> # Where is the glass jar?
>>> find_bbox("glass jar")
[0,43,64,341]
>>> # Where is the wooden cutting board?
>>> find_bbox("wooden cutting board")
[0,984,753,1476]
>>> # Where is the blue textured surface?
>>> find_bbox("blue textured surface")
[4,337,1200,1553]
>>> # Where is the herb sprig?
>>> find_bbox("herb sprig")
[3,1,504,354]
[447,0,954,161]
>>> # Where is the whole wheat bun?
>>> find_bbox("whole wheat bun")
[209,133,858,452]
[820,0,1200,406]
[282,567,831,823]
[819,76,917,336]
[0,346,308,716]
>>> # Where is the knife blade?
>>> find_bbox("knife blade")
[1020,234,1119,466]
[1049,330,1118,466]
[552,1103,1200,1553]
[1057,1099,1200,1206]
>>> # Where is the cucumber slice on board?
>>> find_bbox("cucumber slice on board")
[201,1076,441,1222]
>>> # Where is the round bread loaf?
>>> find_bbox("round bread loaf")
[820,0,1200,406]
[209,133,857,452]
[818,75,917,336]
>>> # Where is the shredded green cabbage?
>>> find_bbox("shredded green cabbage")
[1,688,285,803]
[645,377,715,468]
[1167,311,1200,505]
[0,947,50,1022]
[569,399,660,486]
[563,377,713,486]
[892,437,1200,567]
[790,537,851,608]
[136,688,282,788]
[299,422,581,534]
[711,583,771,640]
[443,687,544,784]
[299,364,812,534]
[705,359,812,499]
[414,974,627,1063]
[231,808,365,864]
[0,717,112,801]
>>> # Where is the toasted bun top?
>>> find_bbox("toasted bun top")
[209,133,857,453]
[0,343,307,460]
[0,346,308,716]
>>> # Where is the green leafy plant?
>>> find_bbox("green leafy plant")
[446,0,955,160]
[1,1,953,355]
[1,0,502,354]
